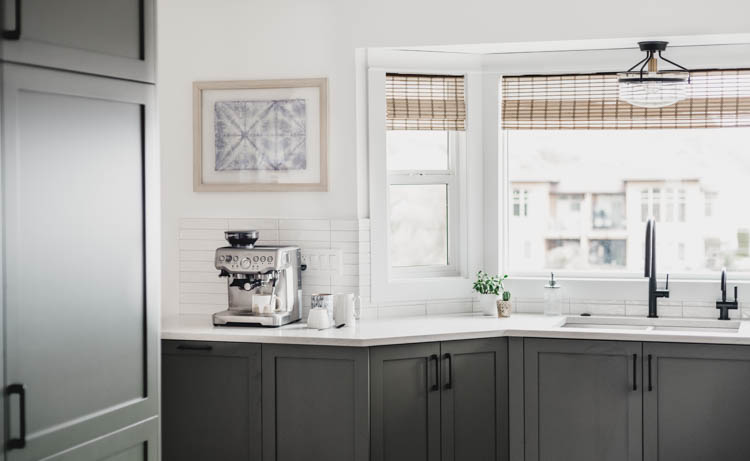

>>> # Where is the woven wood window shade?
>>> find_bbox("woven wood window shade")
[502,69,750,130]
[386,73,466,131]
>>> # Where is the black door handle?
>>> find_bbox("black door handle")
[7,383,26,450]
[648,354,653,392]
[632,354,637,391]
[2,0,21,40]
[444,353,453,389]
[176,344,213,351]
[429,354,439,392]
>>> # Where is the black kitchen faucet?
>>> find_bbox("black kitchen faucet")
[716,268,739,320]
[644,218,670,318]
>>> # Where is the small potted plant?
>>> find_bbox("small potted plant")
[473,271,512,317]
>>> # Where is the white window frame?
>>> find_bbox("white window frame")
[367,50,483,303]
[388,131,464,279]
[484,38,750,301]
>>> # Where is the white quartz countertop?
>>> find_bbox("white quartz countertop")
[161,313,750,347]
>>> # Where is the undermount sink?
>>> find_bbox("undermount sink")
[560,316,740,334]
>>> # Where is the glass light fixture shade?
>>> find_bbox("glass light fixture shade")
[617,72,690,108]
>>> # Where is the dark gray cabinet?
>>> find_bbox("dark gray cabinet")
[441,338,508,461]
[523,338,642,461]
[370,338,508,461]
[1,0,155,82]
[643,342,750,461]
[162,341,262,461]
[371,342,441,461]
[1,63,158,461]
[262,344,369,461]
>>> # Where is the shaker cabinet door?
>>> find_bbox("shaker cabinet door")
[643,342,750,461]
[370,342,442,461]
[162,341,262,461]
[2,63,158,461]
[262,344,370,461]
[1,0,155,82]
[440,338,508,461]
[524,338,643,461]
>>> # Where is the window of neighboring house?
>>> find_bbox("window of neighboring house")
[502,69,750,275]
[513,188,529,217]
[384,73,466,278]
[705,191,718,217]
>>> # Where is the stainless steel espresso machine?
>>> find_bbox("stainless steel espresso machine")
[213,230,304,327]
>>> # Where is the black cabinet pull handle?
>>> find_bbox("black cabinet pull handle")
[632,354,637,391]
[648,354,653,392]
[177,344,213,351]
[6,383,26,450]
[444,353,453,390]
[2,0,21,40]
[429,354,439,392]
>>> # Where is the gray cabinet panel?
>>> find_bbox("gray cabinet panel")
[162,341,261,461]
[43,417,158,461]
[370,342,441,461]
[262,344,369,461]
[2,63,158,461]
[441,338,508,461]
[1,0,155,82]
[524,339,642,461]
[643,342,750,461]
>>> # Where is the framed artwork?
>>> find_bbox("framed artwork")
[193,78,328,191]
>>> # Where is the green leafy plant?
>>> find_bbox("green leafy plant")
[473,271,511,301]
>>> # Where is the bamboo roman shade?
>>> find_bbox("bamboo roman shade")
[386,73,466,130]
[502,69,750,129]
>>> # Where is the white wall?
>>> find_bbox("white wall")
[157,0,750,316]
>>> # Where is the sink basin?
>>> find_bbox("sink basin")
[561,316,740,334]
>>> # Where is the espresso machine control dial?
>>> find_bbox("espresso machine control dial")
[240,257,251,269]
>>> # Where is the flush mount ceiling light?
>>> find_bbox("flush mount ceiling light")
[618,41,690,108]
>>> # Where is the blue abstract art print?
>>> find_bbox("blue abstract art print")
[214,99,307,171]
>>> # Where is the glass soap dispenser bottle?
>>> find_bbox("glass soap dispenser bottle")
[544,272,563,316]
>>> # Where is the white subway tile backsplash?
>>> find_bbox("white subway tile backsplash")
[227,218,278,230]
[180,282,227,294]
[426,301,473,315]
[331,219,359,231]
[279,219,330,231]
[279,229,330,242]
[180,250,215,262]
[177,217,734,321]
[331,230,358,242]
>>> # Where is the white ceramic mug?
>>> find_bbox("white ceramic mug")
[334,293,359,327]
[252,294,276,314]
[307,307,332,329]
[311,293,334,323]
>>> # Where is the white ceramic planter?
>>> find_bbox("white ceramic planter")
[481,294,500,316]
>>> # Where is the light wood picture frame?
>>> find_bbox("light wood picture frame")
[193,78,328,192]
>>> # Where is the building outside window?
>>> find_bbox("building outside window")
[502,70,750,275]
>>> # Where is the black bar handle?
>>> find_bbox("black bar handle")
[177,344,213,351]
[429,354,439,392]
[648,354,653,392]
[7,383,26,450]
[2,0,22,40]
[632,354,637,391]
[444,353,453,390]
